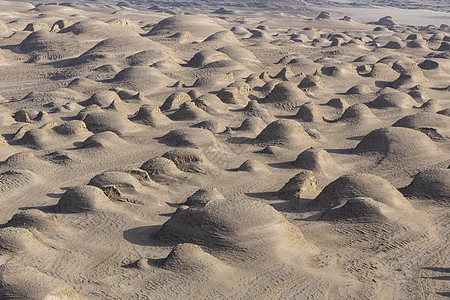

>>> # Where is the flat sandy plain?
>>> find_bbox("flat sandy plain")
[0,0,448,299]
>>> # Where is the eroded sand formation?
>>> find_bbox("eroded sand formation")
[0,1,449,299]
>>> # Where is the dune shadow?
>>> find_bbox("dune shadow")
[325,148,353,154]
[268,161,298,169]
[436,292,450,297]
[423,267,450,273]
[245,191,278,200]
[123,225,163,246]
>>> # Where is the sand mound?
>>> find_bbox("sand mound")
[53,120,87,135]
[126,48,178,66]
[405,169,449,201]
[84,110,136,134]
[0,227,42,253]
[295,102,323,122]
[367,63,399,79]
[81,131,126,148]
[242,100,274,123]
[161,92,191,111]
[0,263,82,300]
[354,127,444,163]
[131,105,170,127]
[18,30,83,61]
[83,90,121,107]
[24,22,50,32]
[167,31,196,43]
[230,26,251,37]
[336,103,378,125]
[298,74,324,91]
[192,119,226,133]
[185,187,225,206]
[237,159,271,174]
[261,81,306,109]
[162,148,211,172]
[161,128,220,149]
[148,15,225,39]
[157,198,309,258]
[169,102,210,121]
[236,116,267,133]
[6,209,59,232]
[326,98,349,110]
[59,19,138,39]
[346,84,372,95]
[217,83,250,105]
[321,197,397,223]
[369,92,416,108]
[192,94,228,115]
[312,173,411,209]
[272,67,295,81]
[162,243,230,274]
[294,147,340,176]
[254,119,314,147]
[277,171,318,200]
[20,128,52,150]
[112,66,175,92]
[55,185,110,213]
[375,16,397,26]
[202,30,242,45]
[393,112,449,139]
[316,12,332,20]
[217,45,260,65]
[140,157,181,178]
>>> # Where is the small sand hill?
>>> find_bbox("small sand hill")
[295,102,323,123]
[294,147,341,177]
[0,263,82,300]
[184,187,225,206]
[187,50,231,68]
[405,169,449,201]
[217,46,260,66]
[277,170,319,200]
[392,112,450,139]
[254,119,315,148]
[202,30,242,46]
[354,127,445,165]
[0,227,43,253]
[161,92,191,110]
[162,148,215,174]
[83,109,137,134]
[6,209,59,233]
[81,131,129,149]
[112,66,176,92]
[18,30,85,61]
[261,81,307,109]
[312,173,412,209]
[169,102,211,121]
[54,185,111,213]
[148,15,226,39]
[131,105,170,127]
[334,103,378,126]
[77,36,180,65]
[237,159,271,175]
[157,198,313,259]
[140,156,200,185]
[88,170,166,205]
[369,92,417,108]
[59,19,139,39]
[160,128,221,149]
[162,243,232,275]
[242,100,274,123]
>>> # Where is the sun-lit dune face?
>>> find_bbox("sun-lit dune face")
[0,1,448,299]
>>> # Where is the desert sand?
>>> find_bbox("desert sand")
[0,0,448,299]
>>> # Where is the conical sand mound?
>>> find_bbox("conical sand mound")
[59,19,138,39]
[112,66,176,92]
[131,105,170,127]
[369,92,416,108]
[255,119,315,147]
[202,30,242,46]
[169,102,210,121]
[312,173,412,209]
[261,82,306,109]
[354,127,444,164]
[162,243,231,274]
[82,131,128,148]
[237,159,271,174]
[157,198,311,258]
[405,169,449,201]
[185,187,225,206]
[277,171,318,200]
[242,100,274,123]
[295,102,323,122]
[187,50,231,68]
[6,209,59,232]
[294,147,340,176]
[148,15,226,39]
[336,103,378,125]
[0,227,42,253]
[161,128,221,149]
[162,148,213,173]
[53,120,87,135]
[161,92,191,111]
[217,45,260,65]
[55,185,110,213]
[0,263,82,299]
[392,112,449,139]
[83,110,137,134]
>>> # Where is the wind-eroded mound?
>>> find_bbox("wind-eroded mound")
[405,169,449,201]
[336,103,378,125]
[354,127,444,164]
[112,66,175,92]
[0,263,82,300]
[392,112,449,139]
[261,82,307,110]
[54,185,110,213]
[255,119,314,147]
[161,128,220,149]
[294,147,340,177]
[148,15,225,39]
[312,173,412,209]
[369,92,416,108]
[157,198,311,259]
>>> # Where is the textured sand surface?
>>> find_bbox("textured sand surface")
[0,0,449,299]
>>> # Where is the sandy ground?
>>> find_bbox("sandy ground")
[0,0,448,299]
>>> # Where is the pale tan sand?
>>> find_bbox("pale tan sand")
[0,1,448,299]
